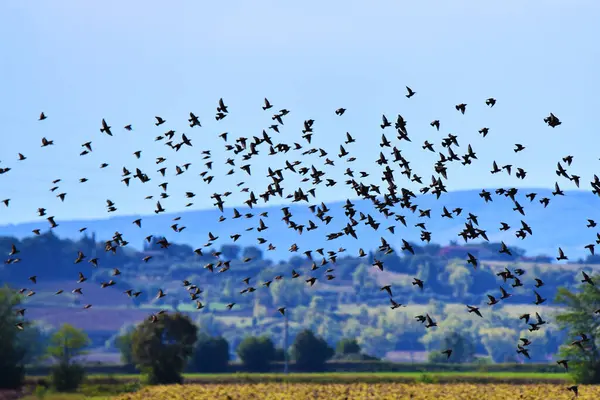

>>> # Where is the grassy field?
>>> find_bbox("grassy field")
[27,371,572,384]
[15,382,140,400]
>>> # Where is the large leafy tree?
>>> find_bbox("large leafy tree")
[47,323,91,392]
[479,327,518,363]
[18,321,53,365]
[47,324,90,365]
[195,313,225,337]
[0,286,26,389]
[189,332,229,373]
[291,329,334,371]
[351,264,378,298]
[270,279,310,307]
[336,338,361,355]
[419,313,480,363]
[131,312,198,384]
[113,324,136,366]
[555,277,600,383]
[427,331,476,363]
[236,335,275,372]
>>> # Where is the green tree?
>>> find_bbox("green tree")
[270,279,310,307]
[189,332,229,373]
[446,263,473,298]
[416,259,433,282]
[47,324,91,392]
[16,321,52,366]
[555,278,600,383]
[352,264,378,298]
[291,329,334,371]
[341,318,363,339]
[195,313,225,337]
[47,324,90,365]
[427,331,475,363]
[479,327,518,363]
[0,286,26,389]
[273,347,288,362]
[315,315,343,349]
[336,338,361,355]
[427,298,445,317]
[357,326,392,359]
[114,324,136,366]
[236,335,275,372]
[308,295,326,312]
[221,278,234,301]
[517,328,551,363]
[131,312,198,384]
[252,299,267,319]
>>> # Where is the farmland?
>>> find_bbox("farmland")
[25,371,571,385]
[15,373,576,400]
[3,227,597,366]
[108,382,589,400]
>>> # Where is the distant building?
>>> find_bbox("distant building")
[438,246,494,259]
[438,246,468,258]
[439,245,550,263]
[519,255,553,263]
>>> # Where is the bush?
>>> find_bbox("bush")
[331,353,379,362]
[131,312,198,385]
[49,363,85,392]
[237,336,276,372]
[273,347,288,362]
[33,385,48,399]
[0,286,27,389]
[415,373,439,384]
[336,338,361,355]
[189,333,230,373]
[291,329,334,371]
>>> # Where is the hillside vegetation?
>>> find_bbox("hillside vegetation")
[2,232,597,364]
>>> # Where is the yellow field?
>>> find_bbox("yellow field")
[111,383,591,399]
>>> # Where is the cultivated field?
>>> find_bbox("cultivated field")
[14,373,575,399]
[110,383,592,400]
[24,371,569,385]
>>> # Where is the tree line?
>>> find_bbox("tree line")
[110,311,360,385]
[1,285,364,391]
[3,273,600,392]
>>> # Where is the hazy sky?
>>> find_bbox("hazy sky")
[0,0,598,224]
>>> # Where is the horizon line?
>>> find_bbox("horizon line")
[0,186,590,227]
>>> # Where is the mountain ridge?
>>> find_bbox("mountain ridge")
[0,188,597,261]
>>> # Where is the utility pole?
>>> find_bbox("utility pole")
[283,311,289,374]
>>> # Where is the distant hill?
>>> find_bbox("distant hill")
[3,188,596,364]
[0,188,597,261]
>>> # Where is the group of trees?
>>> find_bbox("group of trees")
[0,285,91,391]
[1,233,591,324]
[0,232,563,286]
[6,269,600,389]
[116,312,341,384]
[0,283,361,390]
[108,273,600,385]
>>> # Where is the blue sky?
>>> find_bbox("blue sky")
[0,0,598,224]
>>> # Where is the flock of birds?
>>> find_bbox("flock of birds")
[1,86,593,396]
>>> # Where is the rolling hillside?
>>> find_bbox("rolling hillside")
[0,189,597,261]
